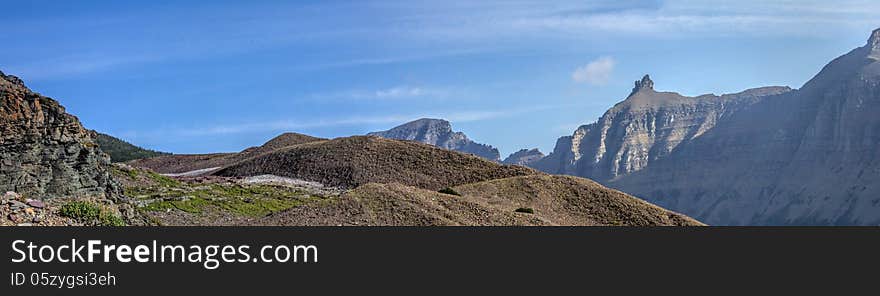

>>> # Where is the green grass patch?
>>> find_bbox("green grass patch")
[438,187,461,196]
[59,201,126,226]
[144,170,180,187]
[138,183,311,217]
[110,167,139,180]
[515,207,534,214]
[141,197,211,213]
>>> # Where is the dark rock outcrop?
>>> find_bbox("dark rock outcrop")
[0,71,119,200]
[368,118,501,161]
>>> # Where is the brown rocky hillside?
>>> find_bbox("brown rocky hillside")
[214,136,536,190]
[128,132,325,174]
[250,175,702,226]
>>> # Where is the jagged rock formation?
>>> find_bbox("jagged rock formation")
[532,74,791,181]
[0,71,118,200]
[96,132,170,162]
[534,28,880,225]
[367,118,501,161]
[502,148,545,166]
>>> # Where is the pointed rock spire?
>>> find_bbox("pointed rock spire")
[630,74,654,95]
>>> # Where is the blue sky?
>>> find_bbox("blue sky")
[1,0,878,157]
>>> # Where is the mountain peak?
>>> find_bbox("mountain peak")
[631,74,654,95]
[0,70,25,87]
[409,118,451,127]
[870,28,880,50]
[368,118,501,161]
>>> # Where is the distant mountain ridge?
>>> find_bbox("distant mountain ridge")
[128,132,325,174]
[367,118,502,161]
[532,75,792,181]
[502,148,545,166]
[96,133,170,162]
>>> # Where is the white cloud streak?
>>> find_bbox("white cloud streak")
[572,56,615,86]
[10,1,879,79]
[125,105,559,138]
[307,85,452,101]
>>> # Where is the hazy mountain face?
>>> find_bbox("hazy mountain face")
[0,71,119,199]
[368,118,501,161]
[534,29,880,225]
[502,148,545,166]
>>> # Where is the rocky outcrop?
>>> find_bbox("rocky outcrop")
[502,148,545,166]
[534,28,880,225]
[0,71,118,200]
[368,118,501,161]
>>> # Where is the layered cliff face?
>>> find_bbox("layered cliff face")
[368,118,501,161]
[0,71,118,200]
[535,29,880,225]
[533,75,791,181]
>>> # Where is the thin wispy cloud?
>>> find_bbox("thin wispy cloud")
[397,0,880,40]
[3,54,162,80]
[123,105,560,139]
[307,86,451,101]
[376,86,425,98]
[572,56,615,86]
[8,1,878,80]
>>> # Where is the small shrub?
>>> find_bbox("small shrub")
[59,202,101,221]
[99,213,126,226]
[59,201,126,226]
[438,187,461,196]
[515,207,534,214]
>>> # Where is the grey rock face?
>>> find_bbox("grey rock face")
[533,76,791,182]
[0,71,119,200]
[502,148,545,166]
[869,28,880,60]
[534,28,880,225]
[368,118,501,161]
